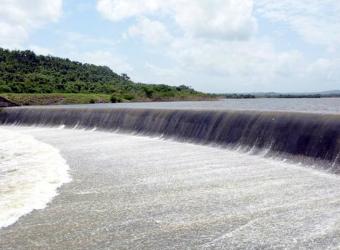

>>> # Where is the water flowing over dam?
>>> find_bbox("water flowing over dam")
[2,100,340,249]
[1,107,339,170]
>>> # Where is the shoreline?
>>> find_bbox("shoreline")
[0,93,217,107]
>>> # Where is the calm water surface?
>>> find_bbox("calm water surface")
[26,98,340,114]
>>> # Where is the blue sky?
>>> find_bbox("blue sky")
[0,0,340,93]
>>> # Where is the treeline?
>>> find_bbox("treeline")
[223,94,256,99]
[274,94,321,98]
[222,93,338,99]
[0,48,209,101]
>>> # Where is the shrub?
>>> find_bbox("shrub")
[110,95,122,103]
[123,94,135,101]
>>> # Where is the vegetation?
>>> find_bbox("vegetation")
[275,94,321,98]
[0,48,213,105]
[222,93,340,99]
[0,93,112,106]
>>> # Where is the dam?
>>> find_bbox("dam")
[1,106,339,169]
[1,99,340,249]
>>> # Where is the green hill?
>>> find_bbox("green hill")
[0,48,212,105]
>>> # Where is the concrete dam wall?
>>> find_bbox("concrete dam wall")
[1,107,339,171]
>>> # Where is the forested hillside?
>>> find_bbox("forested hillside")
[0,48,211,104]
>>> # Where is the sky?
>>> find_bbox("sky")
[0,0,340,93]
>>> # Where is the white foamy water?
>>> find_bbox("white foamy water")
[2,126,340,249]
[0,127,71,229]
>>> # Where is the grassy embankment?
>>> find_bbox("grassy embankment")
[0,93,214,106]
[0,93,110,106]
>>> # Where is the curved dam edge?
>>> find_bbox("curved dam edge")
[1,107,339,171]
[0,97,18,108]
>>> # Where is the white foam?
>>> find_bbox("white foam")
[0,127,71,229]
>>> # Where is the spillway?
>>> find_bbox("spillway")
[0,107,339,171]
[1,126,340,249]
[2,103,340,249]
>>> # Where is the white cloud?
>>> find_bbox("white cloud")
[127,17,172,45]
[96,0,161,22]
[306,58,340,82]
[77,51,133,74]
[168,37,304,88]
[28,45,53,56]
[145,62,180,78]
[57,31,118,52]
[256,0,340,49]
[0,0,63,48]
[0,22,28,48]
[97,0,257,40]
[170,0,257,40]
[177,39,298,75]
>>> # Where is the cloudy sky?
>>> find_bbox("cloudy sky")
[1,0,339,93]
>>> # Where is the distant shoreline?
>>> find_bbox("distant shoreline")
[221,93,340,99]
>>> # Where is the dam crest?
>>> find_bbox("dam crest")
[0,107,339,171]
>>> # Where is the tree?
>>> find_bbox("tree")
[120,73,130,81]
